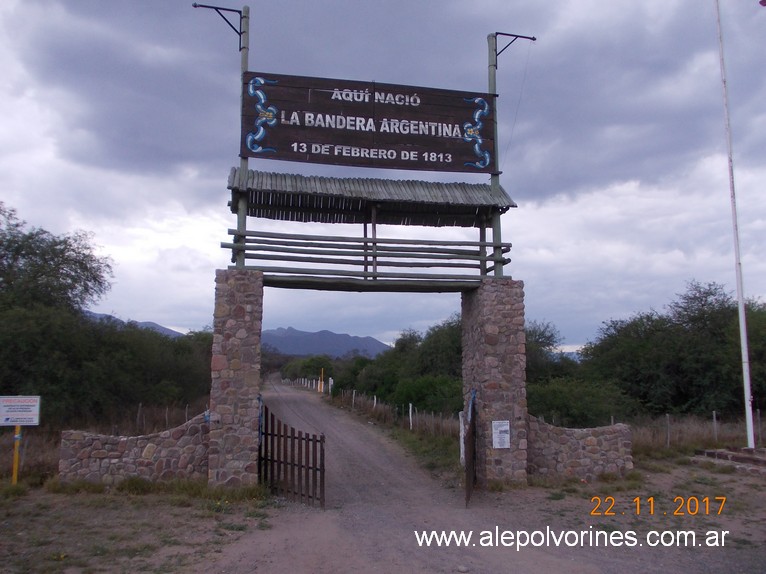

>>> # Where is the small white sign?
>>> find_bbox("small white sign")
[492,420,511,449]
[0,396,41,426]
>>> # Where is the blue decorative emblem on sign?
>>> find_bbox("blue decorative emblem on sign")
[462,97,491,169]
[245,76,279,154]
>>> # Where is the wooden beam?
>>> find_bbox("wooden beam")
[229,228,511,249]
[256,273,482,293]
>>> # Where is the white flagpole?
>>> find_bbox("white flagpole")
[713,0,755,449]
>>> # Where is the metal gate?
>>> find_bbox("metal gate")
[258,402,325,508]
[464,391,477,507]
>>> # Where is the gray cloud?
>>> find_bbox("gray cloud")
[1,0,763,348]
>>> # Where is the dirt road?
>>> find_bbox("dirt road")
[192,381,765,574]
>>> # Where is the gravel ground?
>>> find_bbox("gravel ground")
[2,380,763,573]
[190,381,766,574]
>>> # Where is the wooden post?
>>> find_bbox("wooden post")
[363,222,369,278]
[319,434,326,509]
[236,6,250,268]
[304,433,312,505]
[491,212,503,278]
[487,34,504,278]
[479,224,487,275]
[281,420,288,496]
[487,32,500,185]
[269,411,276,487]
[297,430,304,503]
[371,204,378,278]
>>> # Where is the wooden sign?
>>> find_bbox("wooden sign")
[241,72,497,173]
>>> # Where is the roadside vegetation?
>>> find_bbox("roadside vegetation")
[1,201,765,571]
[284,279,765,435]
[2,200,763,482]
[0,203,213,432]
[0,476,272,573]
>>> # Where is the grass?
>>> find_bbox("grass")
[389,426,461,480]
[218,522,248,532]
[0,428,61,487]
[631,415,754,459]
[1,482,30,499]
[45,478,107,494]
[0,407,763,571]
[0,478,275,574]
[41,474,269,504]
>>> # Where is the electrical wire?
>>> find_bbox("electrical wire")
[503,40,535,166]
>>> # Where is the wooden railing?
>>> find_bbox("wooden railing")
[222,229,511,291]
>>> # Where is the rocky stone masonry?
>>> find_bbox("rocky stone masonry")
[527,415,633,481]
[58,414,209,485]
[461,277,633,486]
[208,269,264,487]
[462,278,528,486]
[58,268,264,488]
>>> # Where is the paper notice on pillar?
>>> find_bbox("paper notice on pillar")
[492,420,511,449]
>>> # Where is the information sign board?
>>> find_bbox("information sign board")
[241,71,496,173]
[1,396,41,426]
[492,420,511,449]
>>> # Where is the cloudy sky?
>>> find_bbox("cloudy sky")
[2,0,764,349]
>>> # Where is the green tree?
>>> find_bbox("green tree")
[527,376,636,427]
[581,280,764,416]
[392,375,462,415]
[0,203,113,311]
[350,329,419,399]
[525,319,579,383]
[0,205,215,426]
[282,355,334,381]
[331,354,373,394]
[414,314,462,379]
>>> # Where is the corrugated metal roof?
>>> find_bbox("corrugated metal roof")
[228,168,516,228]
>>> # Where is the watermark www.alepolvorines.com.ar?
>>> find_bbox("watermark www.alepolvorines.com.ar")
[414,526,730,550]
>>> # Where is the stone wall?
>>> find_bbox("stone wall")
[208,269,264,486]
[58,414,209,485]
[527,415,633,481]
[460,277,633,486]
[462,278,528,486]
[58,268,264,488]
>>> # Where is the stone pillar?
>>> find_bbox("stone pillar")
[208,269,264,486]
[461,278,527,486]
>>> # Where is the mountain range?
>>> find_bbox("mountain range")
[85,311,185,338]
[262,327,390,358]
[85,312,390,358]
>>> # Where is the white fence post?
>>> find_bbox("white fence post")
[713,410,718,443]
[459,410,465,467]
[666,413,671,448]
